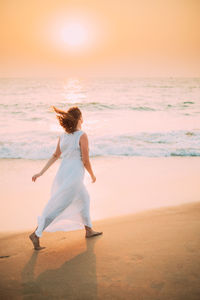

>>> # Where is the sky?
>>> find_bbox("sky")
[0,0,200,77]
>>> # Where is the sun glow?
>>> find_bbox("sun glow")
[44,13,103,55]
[60,21,90,47]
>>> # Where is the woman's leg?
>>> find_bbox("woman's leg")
[29,218,54,250]
[29,228,45,250]
[80,185,103,238]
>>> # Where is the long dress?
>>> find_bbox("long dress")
[35,130,93,238]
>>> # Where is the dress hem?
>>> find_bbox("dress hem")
[35,215,92,237]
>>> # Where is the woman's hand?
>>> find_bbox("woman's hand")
[32,172,42,182]
[91,174,96,183]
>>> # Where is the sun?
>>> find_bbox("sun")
[60,21,89,48]
[43,12,105,56]
[55,17,96,54]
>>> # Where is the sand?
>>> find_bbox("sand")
[0,157,200,299]
[0,201,200,299]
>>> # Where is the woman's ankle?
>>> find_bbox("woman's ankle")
[85,226,92,232]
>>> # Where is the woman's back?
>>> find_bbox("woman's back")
[60,130,84,160]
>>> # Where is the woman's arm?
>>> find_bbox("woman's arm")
[79,133,96,183]
[32,137,61,182]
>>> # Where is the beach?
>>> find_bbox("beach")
[1,77,200,299]
[0,157,200,299]
[1,0,200,297]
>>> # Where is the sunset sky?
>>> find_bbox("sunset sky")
[0,0,200,77]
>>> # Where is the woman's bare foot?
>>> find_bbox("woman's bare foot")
[29,232,45,250]
[85,228,103,238]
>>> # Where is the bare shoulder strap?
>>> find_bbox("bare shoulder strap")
[76,130,85,148]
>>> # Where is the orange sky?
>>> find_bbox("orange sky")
[0,0,200,77]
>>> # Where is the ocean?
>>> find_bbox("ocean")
[0,77,200,159]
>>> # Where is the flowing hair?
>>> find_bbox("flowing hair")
[51,106,82,134]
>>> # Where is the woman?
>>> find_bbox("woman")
[29,106,103,250]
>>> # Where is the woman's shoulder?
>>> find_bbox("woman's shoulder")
[77,130,88,144]
[78,130,87,137]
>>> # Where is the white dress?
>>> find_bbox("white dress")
[35,130,93,237]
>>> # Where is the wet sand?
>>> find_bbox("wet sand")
[0,201,200,299]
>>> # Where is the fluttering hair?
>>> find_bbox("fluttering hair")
[51,106,82,134]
